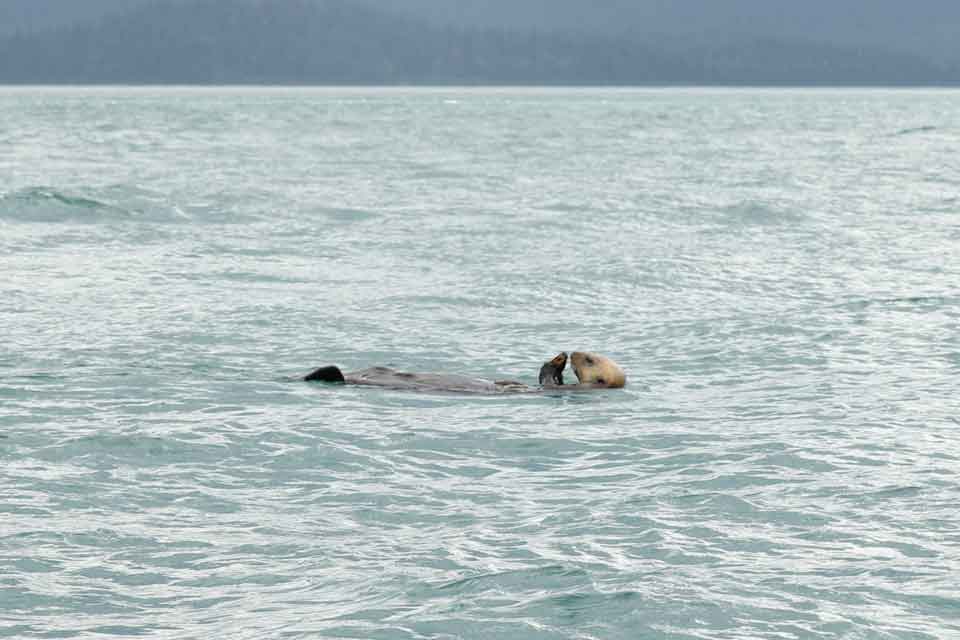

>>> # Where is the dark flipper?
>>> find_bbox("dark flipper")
[304,365,346,383]
[538,352,568,386]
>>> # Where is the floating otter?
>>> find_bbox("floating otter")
[304,351,625,394]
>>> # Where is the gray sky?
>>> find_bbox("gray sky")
[403,0,960,62]
[2,0,959,62]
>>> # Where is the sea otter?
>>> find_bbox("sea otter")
[303,351,625,394]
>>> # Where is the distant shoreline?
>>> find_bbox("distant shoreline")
[2,84,960,90]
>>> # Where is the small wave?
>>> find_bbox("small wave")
[893,125,939,136]
[315,206,380,223]
[0,186,194,224]
[0,187,119,222]
[34,433,231,468]
[539,201,583,213]
[718,201,806,227]
[0,186,131,224]
[408,169,469,181]
[435,565,587,594]
[861,485,923,500]
[835,295,957,312]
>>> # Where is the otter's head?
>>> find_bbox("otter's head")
[570,352,626,388]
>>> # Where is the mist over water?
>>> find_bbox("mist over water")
[1,87,958,639]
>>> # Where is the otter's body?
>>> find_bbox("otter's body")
[338,367,531,394]
[304,351,626,395]
[304,352,568,395]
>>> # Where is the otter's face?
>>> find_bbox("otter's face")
[570,351,626,388]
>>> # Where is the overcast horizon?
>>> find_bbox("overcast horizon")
[2,0,959,85]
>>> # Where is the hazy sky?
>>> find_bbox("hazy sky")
[403,0,960,61]
[2,0,959,62]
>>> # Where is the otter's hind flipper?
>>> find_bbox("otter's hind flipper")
[304,365,346,383]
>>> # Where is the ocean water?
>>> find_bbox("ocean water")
[1,86,958,639]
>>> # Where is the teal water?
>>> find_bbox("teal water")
[1,87,959,639]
